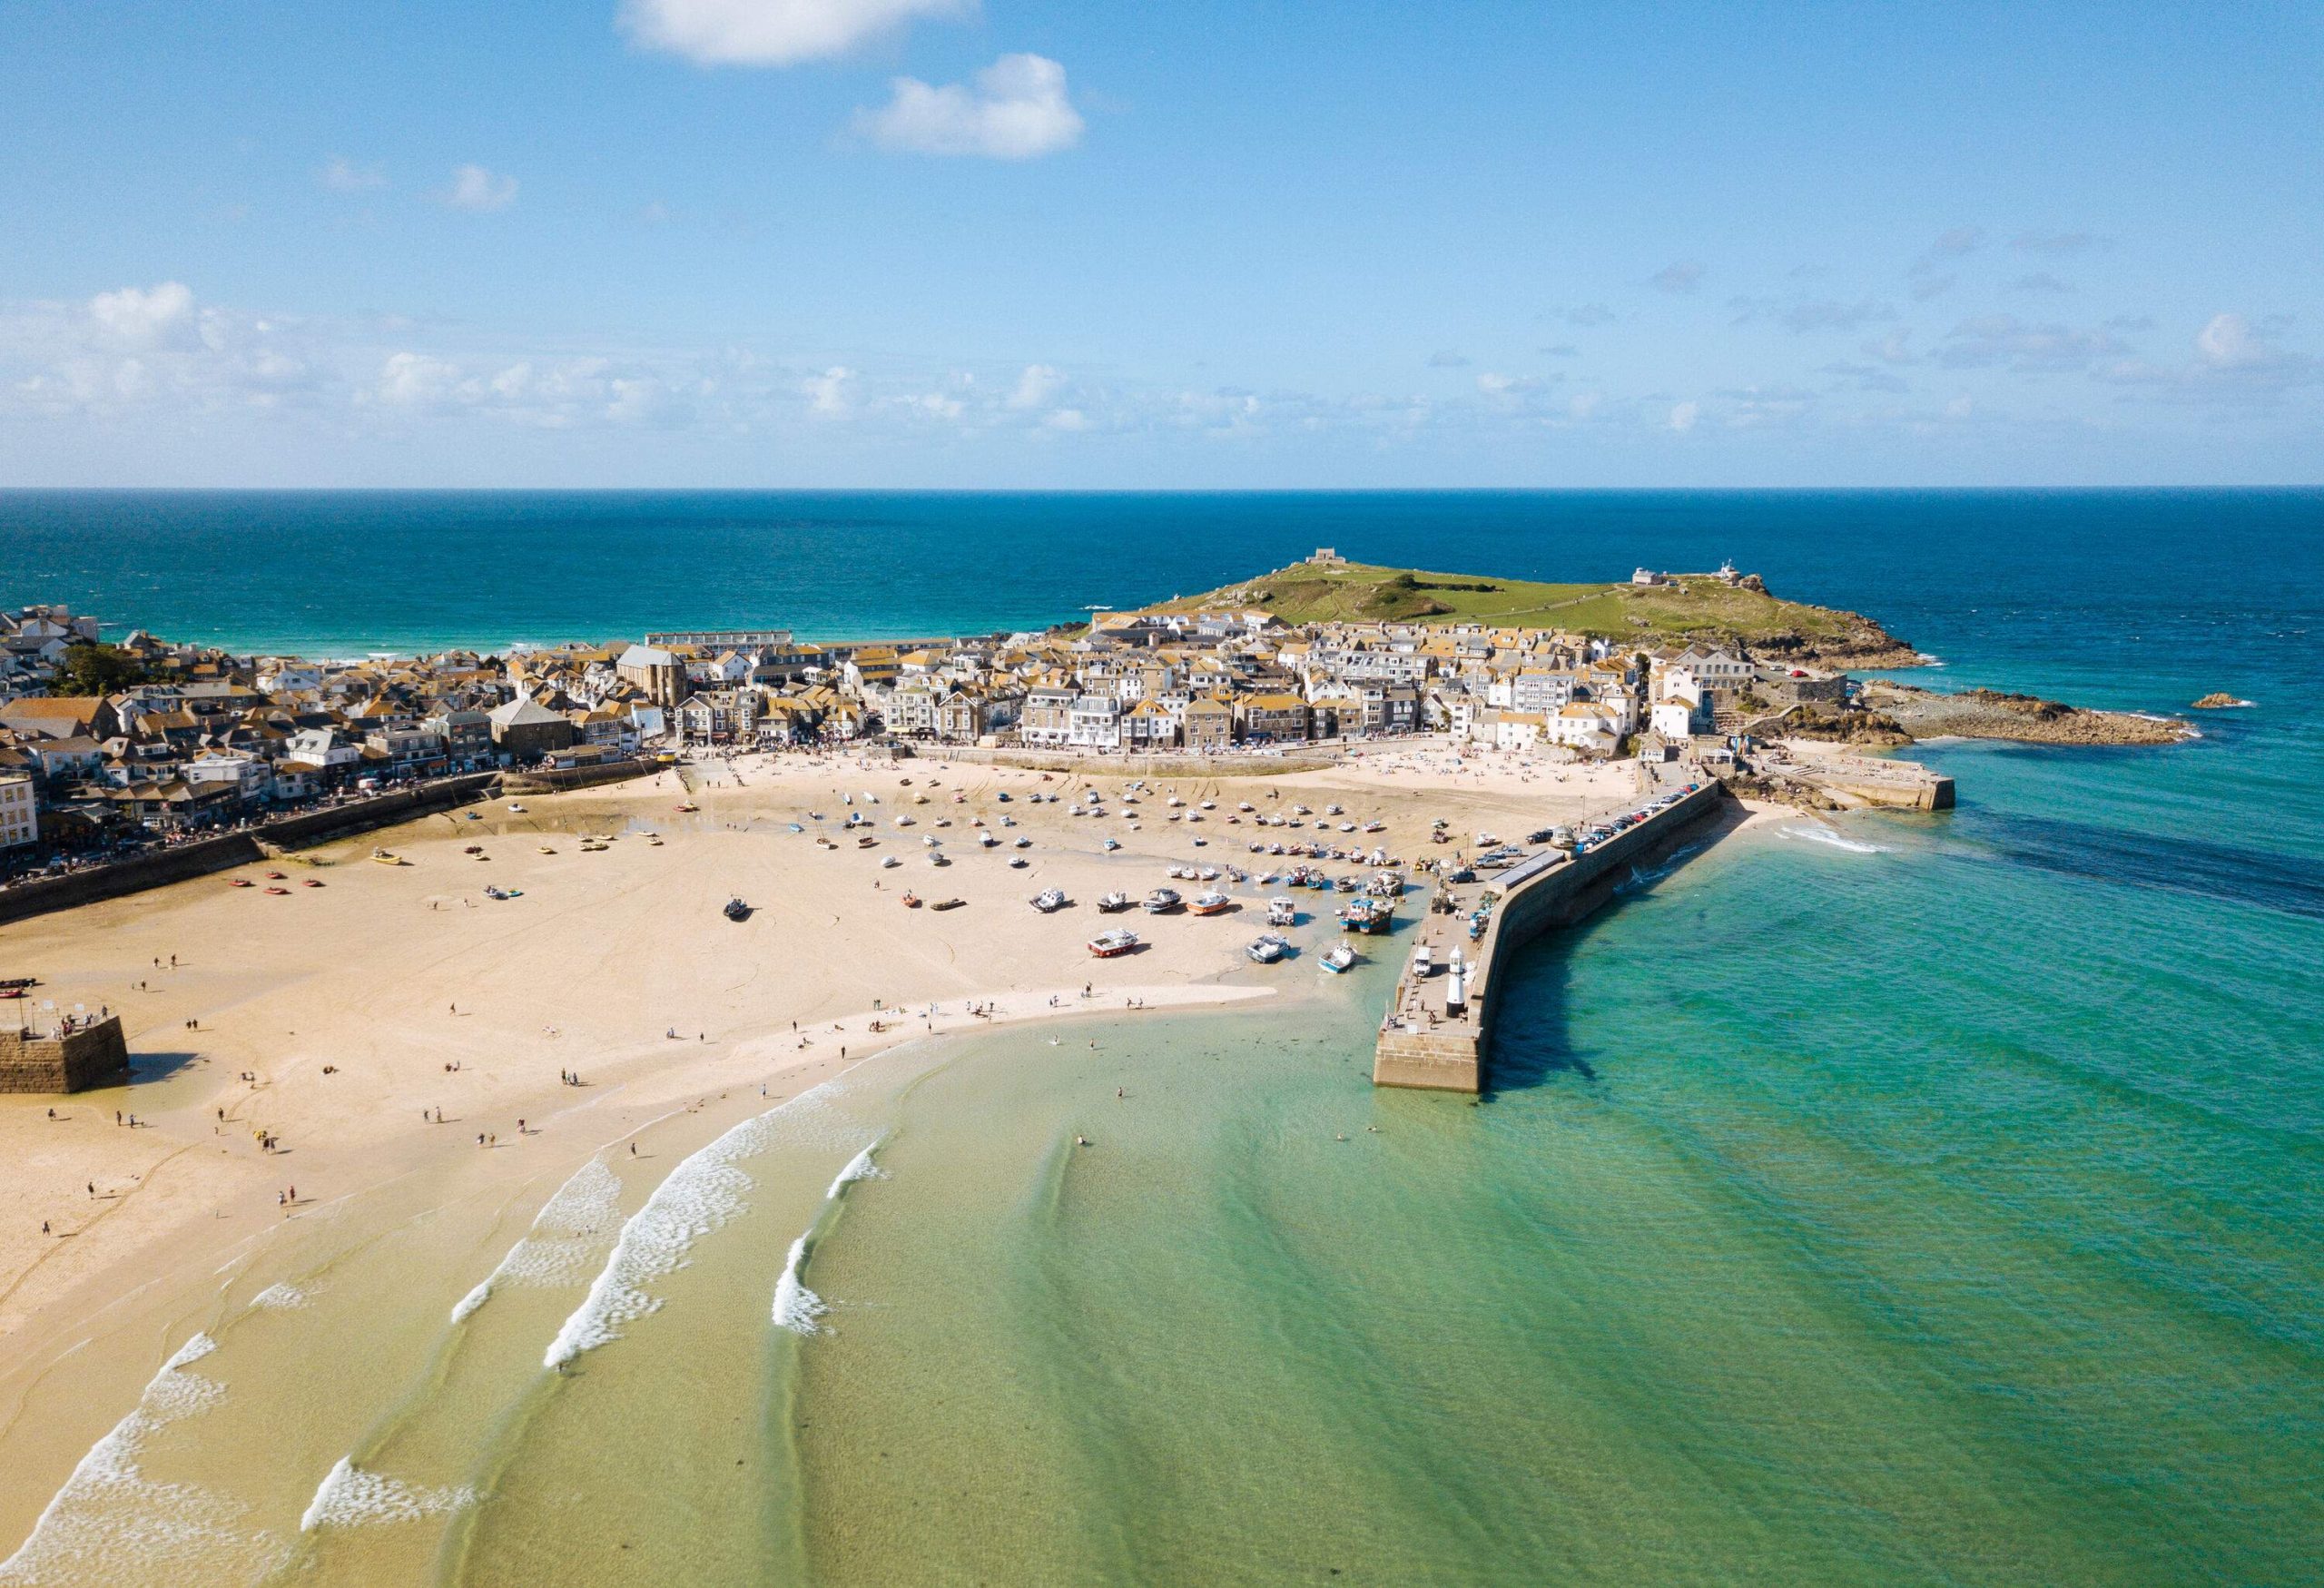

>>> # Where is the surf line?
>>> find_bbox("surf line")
[542,1073,879,1371]
[775,1138,889,1337]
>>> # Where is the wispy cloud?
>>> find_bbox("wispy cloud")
[320,156,387,193]
[852,54,1083,160]
[2009,271,2074,294]
[1911,226,1983,276]
[1649,260,1706,294]
[1939,313,2126,372]
[443,164,518,212]
[2011,231,2112,256]
[1426,350,1470,368]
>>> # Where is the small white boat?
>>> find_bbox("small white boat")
[1088,929,1139,958]
[507,802,527,813]
[881,855,901,869]
[1009,856,1029,869]
[980,832,1000,847]
[1266,896,1297,926]
[1030,888,1068,912]
[1246,933,1289,963]
[1320,943,1357,974]
[1144,888,1182,912]
[927,852,950,867]
[1103,837,1121,851]
[1098,892,1132,912]
[1189,891,1232,916]
[1014,835,1032,848]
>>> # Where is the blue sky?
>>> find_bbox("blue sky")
[1,0,2317,487]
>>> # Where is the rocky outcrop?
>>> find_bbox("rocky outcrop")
[1759,703,1915,748]
[1738,617,1926,671]
[1860,682,2191,746]
[2191,693,2253,709]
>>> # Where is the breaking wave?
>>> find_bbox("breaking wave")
[543,1082,862,1368]
[449,1158,622,1326]
[772,1233,827,1336]
[1777,822,1888,855]
[826,1142,882,1199]
[299,1456,473,1533]
[0,1334,289,1584]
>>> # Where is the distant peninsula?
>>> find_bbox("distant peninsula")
[1139,556,1924,668]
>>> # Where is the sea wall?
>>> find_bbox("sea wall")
[0,774,500,927]
[0,1016,130,1094]
[1373,780,1728,1092]
[936,746,1343,778]
[503,759,660,794]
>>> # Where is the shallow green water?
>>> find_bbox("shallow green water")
[747,796,2320,1585]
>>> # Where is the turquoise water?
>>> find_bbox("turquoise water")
[6,489,2321,1581]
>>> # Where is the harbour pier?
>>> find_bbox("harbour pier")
[1372,778,1728,1092]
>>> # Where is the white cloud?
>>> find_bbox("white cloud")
[2196,312,2270,370]
[1008,362,1068,409]
[444,165,518,212]
[320,156,387,193]
[853,53,1083,160]
[619,0,970,66]
[89,282,197,349]
[1043,407,1089,431]
[1667,400,1699,432]
[803,365,854,414]
[374,352,472,409]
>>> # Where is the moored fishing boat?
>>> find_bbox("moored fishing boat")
[1266,895,1297,926]
[1189,891,1233,916]
[1088,928,1140,958]
[1338,899,1393,934]
[1320,942,1357,974]
[1030,888,1068,912]
[1143,887,1182,913]
[1098,891,1132,912]
[1246,932,1289,963]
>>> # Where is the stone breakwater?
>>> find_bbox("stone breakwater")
[1860,682,2191,746]
[1374,780,1729,1093]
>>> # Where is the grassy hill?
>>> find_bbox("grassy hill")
[1139,559,1914,660]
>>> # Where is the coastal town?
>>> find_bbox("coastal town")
[0,553,2215,1578]
[0,554,2001,883]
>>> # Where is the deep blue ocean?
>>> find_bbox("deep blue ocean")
[5,488,2321,1582]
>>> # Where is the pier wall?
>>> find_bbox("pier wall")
[0,1016,130,1094]
[1373,780,1728,1093]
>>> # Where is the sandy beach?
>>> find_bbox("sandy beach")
[0,738,1649,1557]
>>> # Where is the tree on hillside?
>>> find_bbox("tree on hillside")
[50,642,155,696]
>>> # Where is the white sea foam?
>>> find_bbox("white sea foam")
[1777,823,1888,855]
[772,1233,827,1336]
[543,1081,863,1368]
[825,1142,882,1199]
[299,1456,473,1533]
[449,1158,623,1326]
[250,1282,310,1310]
[0,1333,289,1584]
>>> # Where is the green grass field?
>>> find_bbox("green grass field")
[1142,559,1868,644]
